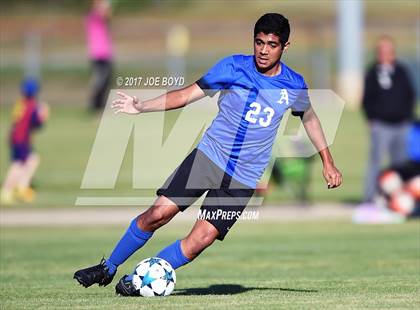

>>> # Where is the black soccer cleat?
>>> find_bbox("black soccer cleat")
[115,275,140,296]
[73,258,115,288]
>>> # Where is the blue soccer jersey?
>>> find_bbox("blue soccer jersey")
[196,54,310,188]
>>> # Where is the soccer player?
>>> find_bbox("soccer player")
[0,78,49,204]
[74,13,342,295]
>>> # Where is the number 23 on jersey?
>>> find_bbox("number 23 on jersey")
[244,102,275,127]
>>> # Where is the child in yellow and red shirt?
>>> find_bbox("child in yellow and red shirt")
[1,78,49,204]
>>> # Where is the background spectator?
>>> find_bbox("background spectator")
[86,0,113,113]
[361,36,416,203]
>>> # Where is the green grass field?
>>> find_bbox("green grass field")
[1,221,419,309]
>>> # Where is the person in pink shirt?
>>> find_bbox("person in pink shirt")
[86,0,113,112]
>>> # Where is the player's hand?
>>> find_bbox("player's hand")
[322,163,342,189]
[39,102,50,122]
[111,91,142,114]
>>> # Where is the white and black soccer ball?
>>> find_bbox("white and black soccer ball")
[132,257,176,297]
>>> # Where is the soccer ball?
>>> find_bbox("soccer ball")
[379,170,402,195]
[406,176,420,200]
[389,190,415,216]
[132,257,176,297]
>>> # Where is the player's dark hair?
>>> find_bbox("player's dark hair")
[254,13,290,47]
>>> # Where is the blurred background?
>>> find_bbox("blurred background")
[0,0,419,208]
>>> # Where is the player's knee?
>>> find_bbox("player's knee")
[28,154,40,168]
[138,205,171,230]
[186,230,217,254]
[200,233,217,248]
[138,208,163,229]
[150,206,167,223]
[29,153,40,162]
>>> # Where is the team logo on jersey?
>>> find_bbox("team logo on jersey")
[277,89,289,105]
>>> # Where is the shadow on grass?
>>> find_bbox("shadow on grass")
[173,284,317,296]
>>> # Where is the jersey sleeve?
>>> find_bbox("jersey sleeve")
[196,56,236,97]
[291,78,311,116]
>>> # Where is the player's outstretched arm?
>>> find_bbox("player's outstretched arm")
[111,83,205,115]
[301,107,343,189]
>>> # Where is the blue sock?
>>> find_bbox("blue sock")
[105,217,153,275]
[156,240,191,270]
